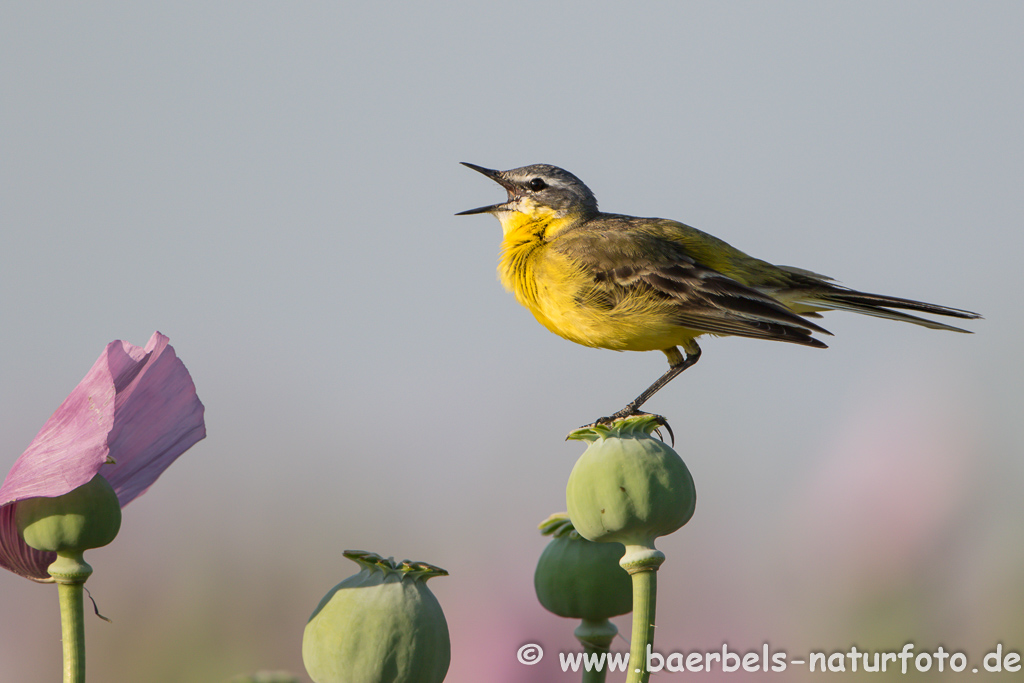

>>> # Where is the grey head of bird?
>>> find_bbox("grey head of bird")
[456,163,599,219]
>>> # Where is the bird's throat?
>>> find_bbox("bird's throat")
[496,205,582,241]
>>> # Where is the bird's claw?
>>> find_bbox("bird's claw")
[579,411,675,446]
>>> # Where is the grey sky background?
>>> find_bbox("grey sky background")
[2,3,1022,681]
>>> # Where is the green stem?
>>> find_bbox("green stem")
[57,582,86,683]
[625,570,656,683]
[620,546,664,683]
[49,552,93,683]
[574,618,618,683]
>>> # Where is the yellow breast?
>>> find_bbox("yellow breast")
[497,220,695,353]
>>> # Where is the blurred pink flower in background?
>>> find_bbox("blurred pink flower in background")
[0,332,205,581]
[786,375,976,591]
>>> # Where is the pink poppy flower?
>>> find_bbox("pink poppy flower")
[0,332,205,581]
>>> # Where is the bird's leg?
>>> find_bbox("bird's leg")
[615,342,702,418]
[584,341,703,443]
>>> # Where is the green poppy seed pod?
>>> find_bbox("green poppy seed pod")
[534,512,632,621]
[303,550,450,683]
[15,473,122,555]
[566,415,695,557]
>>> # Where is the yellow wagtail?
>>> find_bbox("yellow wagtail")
[457,163,980,426]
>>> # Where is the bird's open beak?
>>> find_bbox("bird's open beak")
[456,162,516,215]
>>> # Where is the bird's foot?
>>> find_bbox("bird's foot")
[580,410,675,446]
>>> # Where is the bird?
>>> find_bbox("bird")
[456,162,980,429]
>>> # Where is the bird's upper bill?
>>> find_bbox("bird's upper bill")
[455,163,517,215]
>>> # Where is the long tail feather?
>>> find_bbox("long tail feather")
[799,288,981,333]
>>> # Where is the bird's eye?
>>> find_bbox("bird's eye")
[528,178,547,191]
